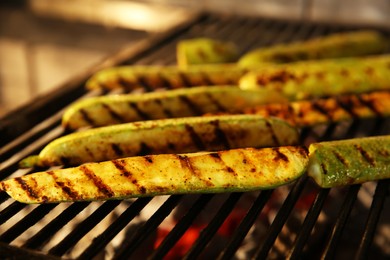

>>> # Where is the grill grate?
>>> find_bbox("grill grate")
[1,13,390,259]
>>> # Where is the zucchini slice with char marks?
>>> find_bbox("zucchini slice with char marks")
[21,115,299,168]
[62,86,287,131]
[1,146,309,204]
[308,135,390,188]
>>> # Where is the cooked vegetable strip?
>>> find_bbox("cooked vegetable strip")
[238,30,388,68]
[1,146,309,203]
[62,86,287,130]
[86,64,248,91]
[239,54,390,100]
[308,135,390,188]
[243,91,390,127]
[176,38,238,68]
[20,115,299,168]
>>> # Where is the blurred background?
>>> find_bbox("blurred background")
[1,0,389,118]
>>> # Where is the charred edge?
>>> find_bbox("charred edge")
[179,96,203,116]
[272,147,289,163]
[112,160,146,194]
[102,104,125,123]
[138,142,153,156]
[128,102,151,120]
[335,97,359,118]
[354,144,375,166]
[80,165,115,198]
[332,150,349,167]
[136,75,154,91]
[111,143,124,157]
[59,156,71,166]
[117,76,138,91]
[311,101,332,119]
[265,120,280,146]
[155,99,174,118]
[356,94,383,117]
[185,124,206,151]
[80,108,96,127]
[211,120,230,149]
[48,171,80,201]
[205,93,227,112]
[177,72,194,87]
[15,177,39,199]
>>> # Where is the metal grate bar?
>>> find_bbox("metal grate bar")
[48,200,121,256]
[219,189,273,260]
[0,202,28,226]
[22,202,91,250]
[254,176,308,259]
[106,196,180,259]
[79,197,154,259]
[184,192,243,259]
[355,179,390,259]
[288,188,330,259]
[149,194,214,259]
[321,184,361,259]
[0,204,58,243]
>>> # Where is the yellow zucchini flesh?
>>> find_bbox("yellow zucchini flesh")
[1,146,309,203]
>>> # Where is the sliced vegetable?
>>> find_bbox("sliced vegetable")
[239,54,390,100]
[308,135,390,188]
[20,115,299,168]
[62,86,287,130]
[238,30,388,68]
[86,64,247,91]
[176,38,238,68]
[243,91,390,127]
[1,146,309,203]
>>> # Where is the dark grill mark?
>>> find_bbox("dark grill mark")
[117,76,137,91]
[102,104,125,123]
[335,97,358,118]
[226,166,237,176]
[354,144,375,166]
[111,143,124,157]
[112,159,146,194]
[177,155,214,187]
[265,120,280,146]
[15,177,38,199]
[80,108,95,127]
[178,72,194,87]
[179,96,203,115]
[157,73,173,89]
[144,156,153,163]
[200,72,215,86]
[332,151,349,166]
[205,93,227,112]
[136,75,154,91]
[210,120,230,149]
[311,101,332,119]
[185,124,206,151]
[356,95,382,116]
[210,152,221,160]
[80,165,115,198]
[128,102,151,120]
[272,148,289,162]
[47,171,80,201]
[321,163,328,175]
[155,99,174,118]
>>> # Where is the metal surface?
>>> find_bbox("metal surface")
[1,13,390,259]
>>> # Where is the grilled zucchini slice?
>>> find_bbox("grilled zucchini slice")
[1,146,309,203]
[20,115,299,168]
[308,135,390,188]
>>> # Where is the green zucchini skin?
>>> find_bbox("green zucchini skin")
[86,64,247,91]
[21,115,299,168]
[176,38,239,68]
[2,146,309,204]
[62,86,287,130]
[243,91,390,127]
[238,30,388,68]
[308,135,390,188]
[239,55,390,100]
